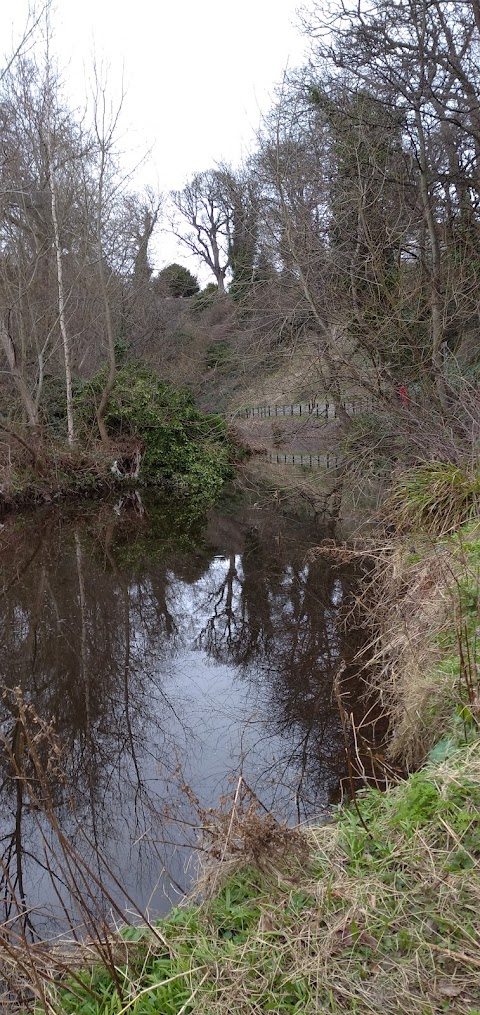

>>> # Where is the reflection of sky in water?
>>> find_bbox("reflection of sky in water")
[128,551,340,816]
[0,507,366,927]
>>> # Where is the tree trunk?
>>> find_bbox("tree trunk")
[95,252,116,445]
[0,320,38,427]
[414,107,449,409]
[47,148,75,445]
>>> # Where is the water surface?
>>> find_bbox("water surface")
[0,493,372,931]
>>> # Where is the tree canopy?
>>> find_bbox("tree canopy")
[156,263,200,298]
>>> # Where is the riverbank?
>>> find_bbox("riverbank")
[0,366,238,514]
[21,741,480,1014]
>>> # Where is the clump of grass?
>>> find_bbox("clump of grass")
[388,462,480,536]
[34,741,480,1015]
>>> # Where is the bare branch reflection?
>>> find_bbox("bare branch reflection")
[0,495,374,932]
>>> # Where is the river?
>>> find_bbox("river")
[0,491,376,935]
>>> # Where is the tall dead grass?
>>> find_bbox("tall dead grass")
[359,528,480,767]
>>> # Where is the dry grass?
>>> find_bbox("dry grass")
[0,430,122,508]
[51,740,480,1015]
[360,525,480,767]
[165,742,480,1015]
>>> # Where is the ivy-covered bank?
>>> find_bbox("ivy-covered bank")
[25,510,480,1015]
[0,365,235,511]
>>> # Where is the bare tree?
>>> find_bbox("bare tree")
[300,0,480,404]
[90,67,125,445]
[43,27,75,443]
[171,170,230,292]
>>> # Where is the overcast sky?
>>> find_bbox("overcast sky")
[1,0,309,272]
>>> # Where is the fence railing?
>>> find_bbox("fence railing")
[237,397,375,420]
[263,451,341,468]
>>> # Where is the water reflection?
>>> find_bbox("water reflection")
[0,495,374,929]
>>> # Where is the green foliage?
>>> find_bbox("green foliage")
[189,282,219,314]
[205,341,231,370]
[40,375,87,435]
[114,334,130,365]
[390,462,480,534]
[392,774,441,829]
[156,263,200,298]
[77,364,232,505]
[340,753,480,866]
[229,249,254,302]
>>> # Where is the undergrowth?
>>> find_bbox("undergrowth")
[0,365,235,511]
[76,364,234,504]
[389,463,480,536]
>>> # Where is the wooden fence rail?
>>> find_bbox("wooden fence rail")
[237,398,375,420]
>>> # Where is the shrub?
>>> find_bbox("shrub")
[40,376,87,435]
[190,282,219,315]
[77,364,232,504]
[205,341,231,370]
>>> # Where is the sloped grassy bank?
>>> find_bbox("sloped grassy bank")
[22,499,480,1015]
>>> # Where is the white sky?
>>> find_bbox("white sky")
[1,0,309,272]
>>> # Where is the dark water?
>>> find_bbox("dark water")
[0,493,374,932]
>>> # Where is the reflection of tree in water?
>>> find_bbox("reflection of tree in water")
[0,502,210,931]
[195,525,372,817]
[0,499,373,931]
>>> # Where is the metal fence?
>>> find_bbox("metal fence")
[263,451,341,468]
[238,398,375,420]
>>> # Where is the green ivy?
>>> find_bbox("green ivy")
[77,364,233,507]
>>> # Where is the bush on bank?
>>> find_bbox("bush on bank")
[2,366,234,510]
[77,364,233,503]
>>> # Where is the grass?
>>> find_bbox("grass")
[27,740,480,1014]
[388,463,480,536]
[362,518,480,767]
